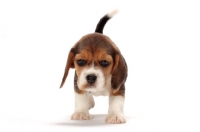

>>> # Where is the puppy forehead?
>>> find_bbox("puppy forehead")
[75,50,92,59]
[74,33,117,56]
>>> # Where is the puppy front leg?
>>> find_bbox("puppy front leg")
[71,92,91,120]
[105,95,126,124]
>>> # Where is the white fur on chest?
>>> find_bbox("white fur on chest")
[89,89,109,96]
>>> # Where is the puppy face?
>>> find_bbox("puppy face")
[60,33,127,94]
[74,49,113,92]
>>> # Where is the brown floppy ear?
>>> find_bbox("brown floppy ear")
[60,48,75,88]
[111,52,127,93]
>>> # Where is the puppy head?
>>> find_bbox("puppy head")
[60,33,126,93]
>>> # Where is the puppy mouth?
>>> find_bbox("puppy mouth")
[84,83,98,91]
[86,84,96,89]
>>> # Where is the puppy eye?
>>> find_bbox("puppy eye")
[77,59,86,66]
[100,60,109,67]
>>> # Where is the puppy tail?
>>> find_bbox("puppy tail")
[95,9,119,34]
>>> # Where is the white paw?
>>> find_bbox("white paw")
[71,112,91,120]
[105,114,126,124]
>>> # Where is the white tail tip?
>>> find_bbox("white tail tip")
[107,9,119,18]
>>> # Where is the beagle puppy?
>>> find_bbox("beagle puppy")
[60,10,127,124]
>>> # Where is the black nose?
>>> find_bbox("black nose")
[86,74,97,84]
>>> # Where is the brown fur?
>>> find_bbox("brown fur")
[60,49,75,88]
[74,50,93,77]
[60,33,127,96]
[94,50,113,79]
[74,72,85,94]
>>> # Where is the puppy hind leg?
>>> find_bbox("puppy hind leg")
[88,93,95,109]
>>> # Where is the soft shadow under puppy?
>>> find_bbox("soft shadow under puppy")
[53,114,108,127]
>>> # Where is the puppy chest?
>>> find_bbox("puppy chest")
[89,89,109,96]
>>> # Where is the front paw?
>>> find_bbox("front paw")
[71,112,91,120]
[105,114,126,124]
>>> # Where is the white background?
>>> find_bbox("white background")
[0,0,200,131]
